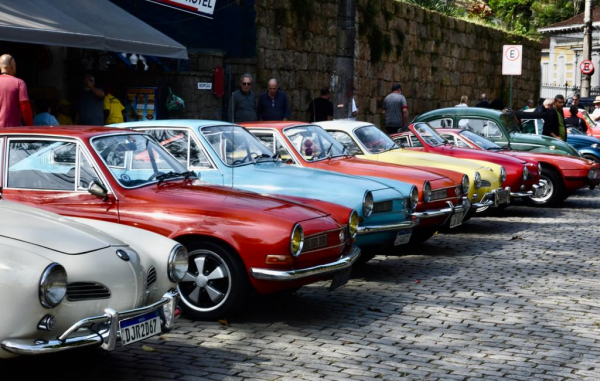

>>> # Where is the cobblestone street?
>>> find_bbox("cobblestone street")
[7,190,600,381]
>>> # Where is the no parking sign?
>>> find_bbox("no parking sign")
[580,60,595,76]
[502,45,522,75]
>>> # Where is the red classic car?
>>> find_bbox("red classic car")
[0,127,361,320]
[437,128,600,206]
[390,123,545,207]
[242,121,470,247]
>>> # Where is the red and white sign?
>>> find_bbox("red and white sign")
[502,45,522,75]
[580,60,595,75]
[146,0,216,19]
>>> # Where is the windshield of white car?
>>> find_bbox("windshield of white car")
[284,125,347,162]
[459,130,502,150]
[91,134,189,188]
[412,123,448,146]
[200,125,275,167]
[354,125,398,153]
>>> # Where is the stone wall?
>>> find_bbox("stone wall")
[254,0,541,125]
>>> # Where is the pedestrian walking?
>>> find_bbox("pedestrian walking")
[475,93,490,108]
[455,95,468,107]
[0,54,33,127]
[257,78,290,121]
[542,94,566,141]
[382,83,409,135]
[307,87,333,122]
[590,96,600,127]
[76,74,105,126]
[231,73,257,123]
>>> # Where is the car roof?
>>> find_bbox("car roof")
[0,125,136,138]
[112,120,233,129]
[418,107,505,119]
[241,121,310,130]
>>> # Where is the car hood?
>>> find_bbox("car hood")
[502,150,593,167]
[373,149,488,171]
[0,200,123,254]
[567,134,600,145]
[512,132,580,156]
[443,145,528,166]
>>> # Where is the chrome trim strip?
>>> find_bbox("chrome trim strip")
[357,220,418,234]
[300,241,348,255]
[1,290,178,355]
[250,246,361,281]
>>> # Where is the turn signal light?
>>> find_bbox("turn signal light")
[266,255,293,264]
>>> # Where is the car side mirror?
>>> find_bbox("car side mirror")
[88,180,108,201]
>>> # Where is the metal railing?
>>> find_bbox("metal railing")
[540,83,600,99]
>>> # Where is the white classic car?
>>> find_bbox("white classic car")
[0,200,187,358]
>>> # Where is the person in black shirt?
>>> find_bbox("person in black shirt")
[475,93,490,108]
[307,87,334,122]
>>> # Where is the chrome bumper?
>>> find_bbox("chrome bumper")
[412,198,470,220]
[357,219,418,235]
[510,183,546,198]
[1,290,179,356]
[472,188,511,208]
[250,246,361,281]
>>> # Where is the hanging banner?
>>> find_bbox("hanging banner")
[126,87,158,121]
[146,0,217,19]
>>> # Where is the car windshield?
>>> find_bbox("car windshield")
[412,123,447,146]
[284,125,347,161]
[354,125,398,153]
[200,125,275,166]
[91,133,188,188]
[501,113,521,133]
[459,130,502,150]
[580,110,595,130]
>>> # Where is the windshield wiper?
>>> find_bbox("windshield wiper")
[253,153,273,164]
[325,143,334,159]
[156,171,197,184]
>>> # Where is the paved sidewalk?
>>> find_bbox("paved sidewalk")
[6,190,600,380]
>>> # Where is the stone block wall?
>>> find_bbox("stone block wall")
[254,0,541,125]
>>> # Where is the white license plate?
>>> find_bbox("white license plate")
[329,267,352,291]
[394,231,412,246]
[120,311,161,346]
[449,212,463,228]
[498,190,510,204]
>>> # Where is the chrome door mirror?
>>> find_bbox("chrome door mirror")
[88,180,108,200]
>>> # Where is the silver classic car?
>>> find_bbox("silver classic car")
[0,200,187,358]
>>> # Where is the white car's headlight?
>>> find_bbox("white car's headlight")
[290,223,304,257]
[410,186,418,212]
[39,263,67,308]
[422,181,431,203]
[348,210,359,239]
[461,175,470,195]
[522,166,529,181]
[363,191,374,217]
[474,171,482,189]
[499,166,507,185]
[168,244,189,282]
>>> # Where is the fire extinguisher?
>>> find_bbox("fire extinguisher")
[213,66,224,98]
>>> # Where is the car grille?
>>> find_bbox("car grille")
[66,282,111,301]
[430,189,448,201]
[303,234,328,252]
[481,180,492,187]
[147,267,157,288]
[373,200,393,213]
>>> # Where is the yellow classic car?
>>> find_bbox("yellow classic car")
[315,120,510,210]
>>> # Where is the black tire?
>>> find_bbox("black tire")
[583,154,600,163]
[177,241,250,320]
[355,250,377,265]
[526,167,565,207]
[407,228,436,245]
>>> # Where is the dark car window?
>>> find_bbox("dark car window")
[145,129,213,169]
[425,118,453,128]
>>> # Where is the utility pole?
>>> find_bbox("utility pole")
[581,0,593,97]
[332,0,356,120]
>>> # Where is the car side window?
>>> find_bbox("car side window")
[393,136,410,147]
[189,138,212,168]
[326,131,362,155]
[78,150,100,190]
[458,118,503,138]
[252,132,295,163]
[410,135,423,147]
[7,140,77,191]
[145,129,213,169]
[426,118,453,128]
[520,119,536,134]
[441,134,469,148]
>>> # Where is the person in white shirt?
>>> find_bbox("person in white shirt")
[590,96,600,127]
[455,95,468,107]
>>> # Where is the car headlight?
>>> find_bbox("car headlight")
[348,210,359,239]
[422,181,431,203]
[290,223,304,257]
[522,166,528,181]
[363,191,374,217]
[168,244,189,282]
[499,166,506,185]
[592,143,599,149]
[474,171,482,189]
[461,174,469,195]
[410,186,418,212]
[39,263,67,308]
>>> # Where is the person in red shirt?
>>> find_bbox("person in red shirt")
[0,54,33,127]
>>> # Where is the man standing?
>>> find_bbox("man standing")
[76,74,105,126]
[475,93,490,108]
[257,78,290,121]
[0,54,33,127]
[590,96,600,127]
[231,73,257,123]
[307,87,333,122]
[382,84,408,135]
[542,94,566,141]
[572,93,580,108]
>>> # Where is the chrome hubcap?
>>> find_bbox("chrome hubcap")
[178,250,231,312]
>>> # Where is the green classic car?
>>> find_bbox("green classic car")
[413,107,581,158]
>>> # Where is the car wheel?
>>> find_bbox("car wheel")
[526,168,564,207]
[583,154,600,163]
[178,241,250,320]
[407,228,436,245]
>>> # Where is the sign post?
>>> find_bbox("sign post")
[502,45,522,109]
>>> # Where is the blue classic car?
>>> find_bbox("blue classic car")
[111,120,419,256]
